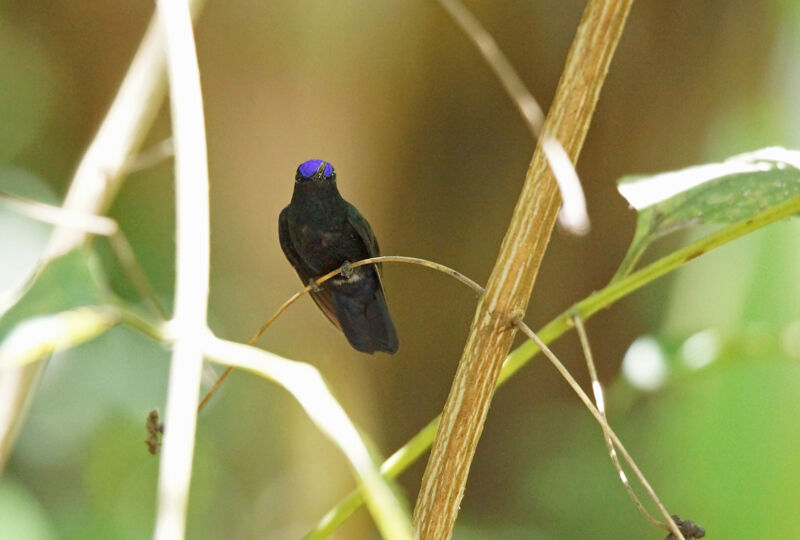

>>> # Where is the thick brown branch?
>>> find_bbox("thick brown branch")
[412,1,635,538]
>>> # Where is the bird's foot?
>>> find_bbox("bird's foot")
[307,278,322,293]
[340,261,354,279]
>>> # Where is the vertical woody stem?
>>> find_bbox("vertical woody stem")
[152,0,210,538]
[412,1,635,538]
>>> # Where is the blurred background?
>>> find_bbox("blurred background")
[2,1,800,538]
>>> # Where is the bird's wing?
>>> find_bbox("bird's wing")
[345,202,382,275]
[278,207,306,274]
[279,207,342,330]
[308,288,343,331]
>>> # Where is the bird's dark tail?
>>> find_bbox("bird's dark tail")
[330,272,398,354]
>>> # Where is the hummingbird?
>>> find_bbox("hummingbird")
[278,160,399,354]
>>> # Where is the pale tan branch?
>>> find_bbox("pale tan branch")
[412,1,636,538]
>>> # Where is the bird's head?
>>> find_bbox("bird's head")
[295,159,336,184]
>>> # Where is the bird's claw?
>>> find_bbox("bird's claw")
[308,278,322,292]
[340,261,354,279]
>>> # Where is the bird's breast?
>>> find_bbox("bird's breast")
[296,224,345,249]
[291,221,356,273]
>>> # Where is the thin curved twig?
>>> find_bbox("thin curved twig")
[514,320,684,540]
[254,256,483,346]
[572,315,663,528]
[437,0,544,138]
[437,0,589,236]
[196,256,485,413]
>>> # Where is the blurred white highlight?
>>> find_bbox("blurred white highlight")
[591,380,606,413]
[618,146,800,210]
[622,336,668,391]
[680,329,720,370]
[619,162,757,210]
[542,137,590,235]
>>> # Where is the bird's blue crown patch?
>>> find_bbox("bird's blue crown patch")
[297,159,334,180]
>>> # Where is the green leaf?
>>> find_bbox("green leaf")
[0,249,114,367]
[614,147,800,279]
